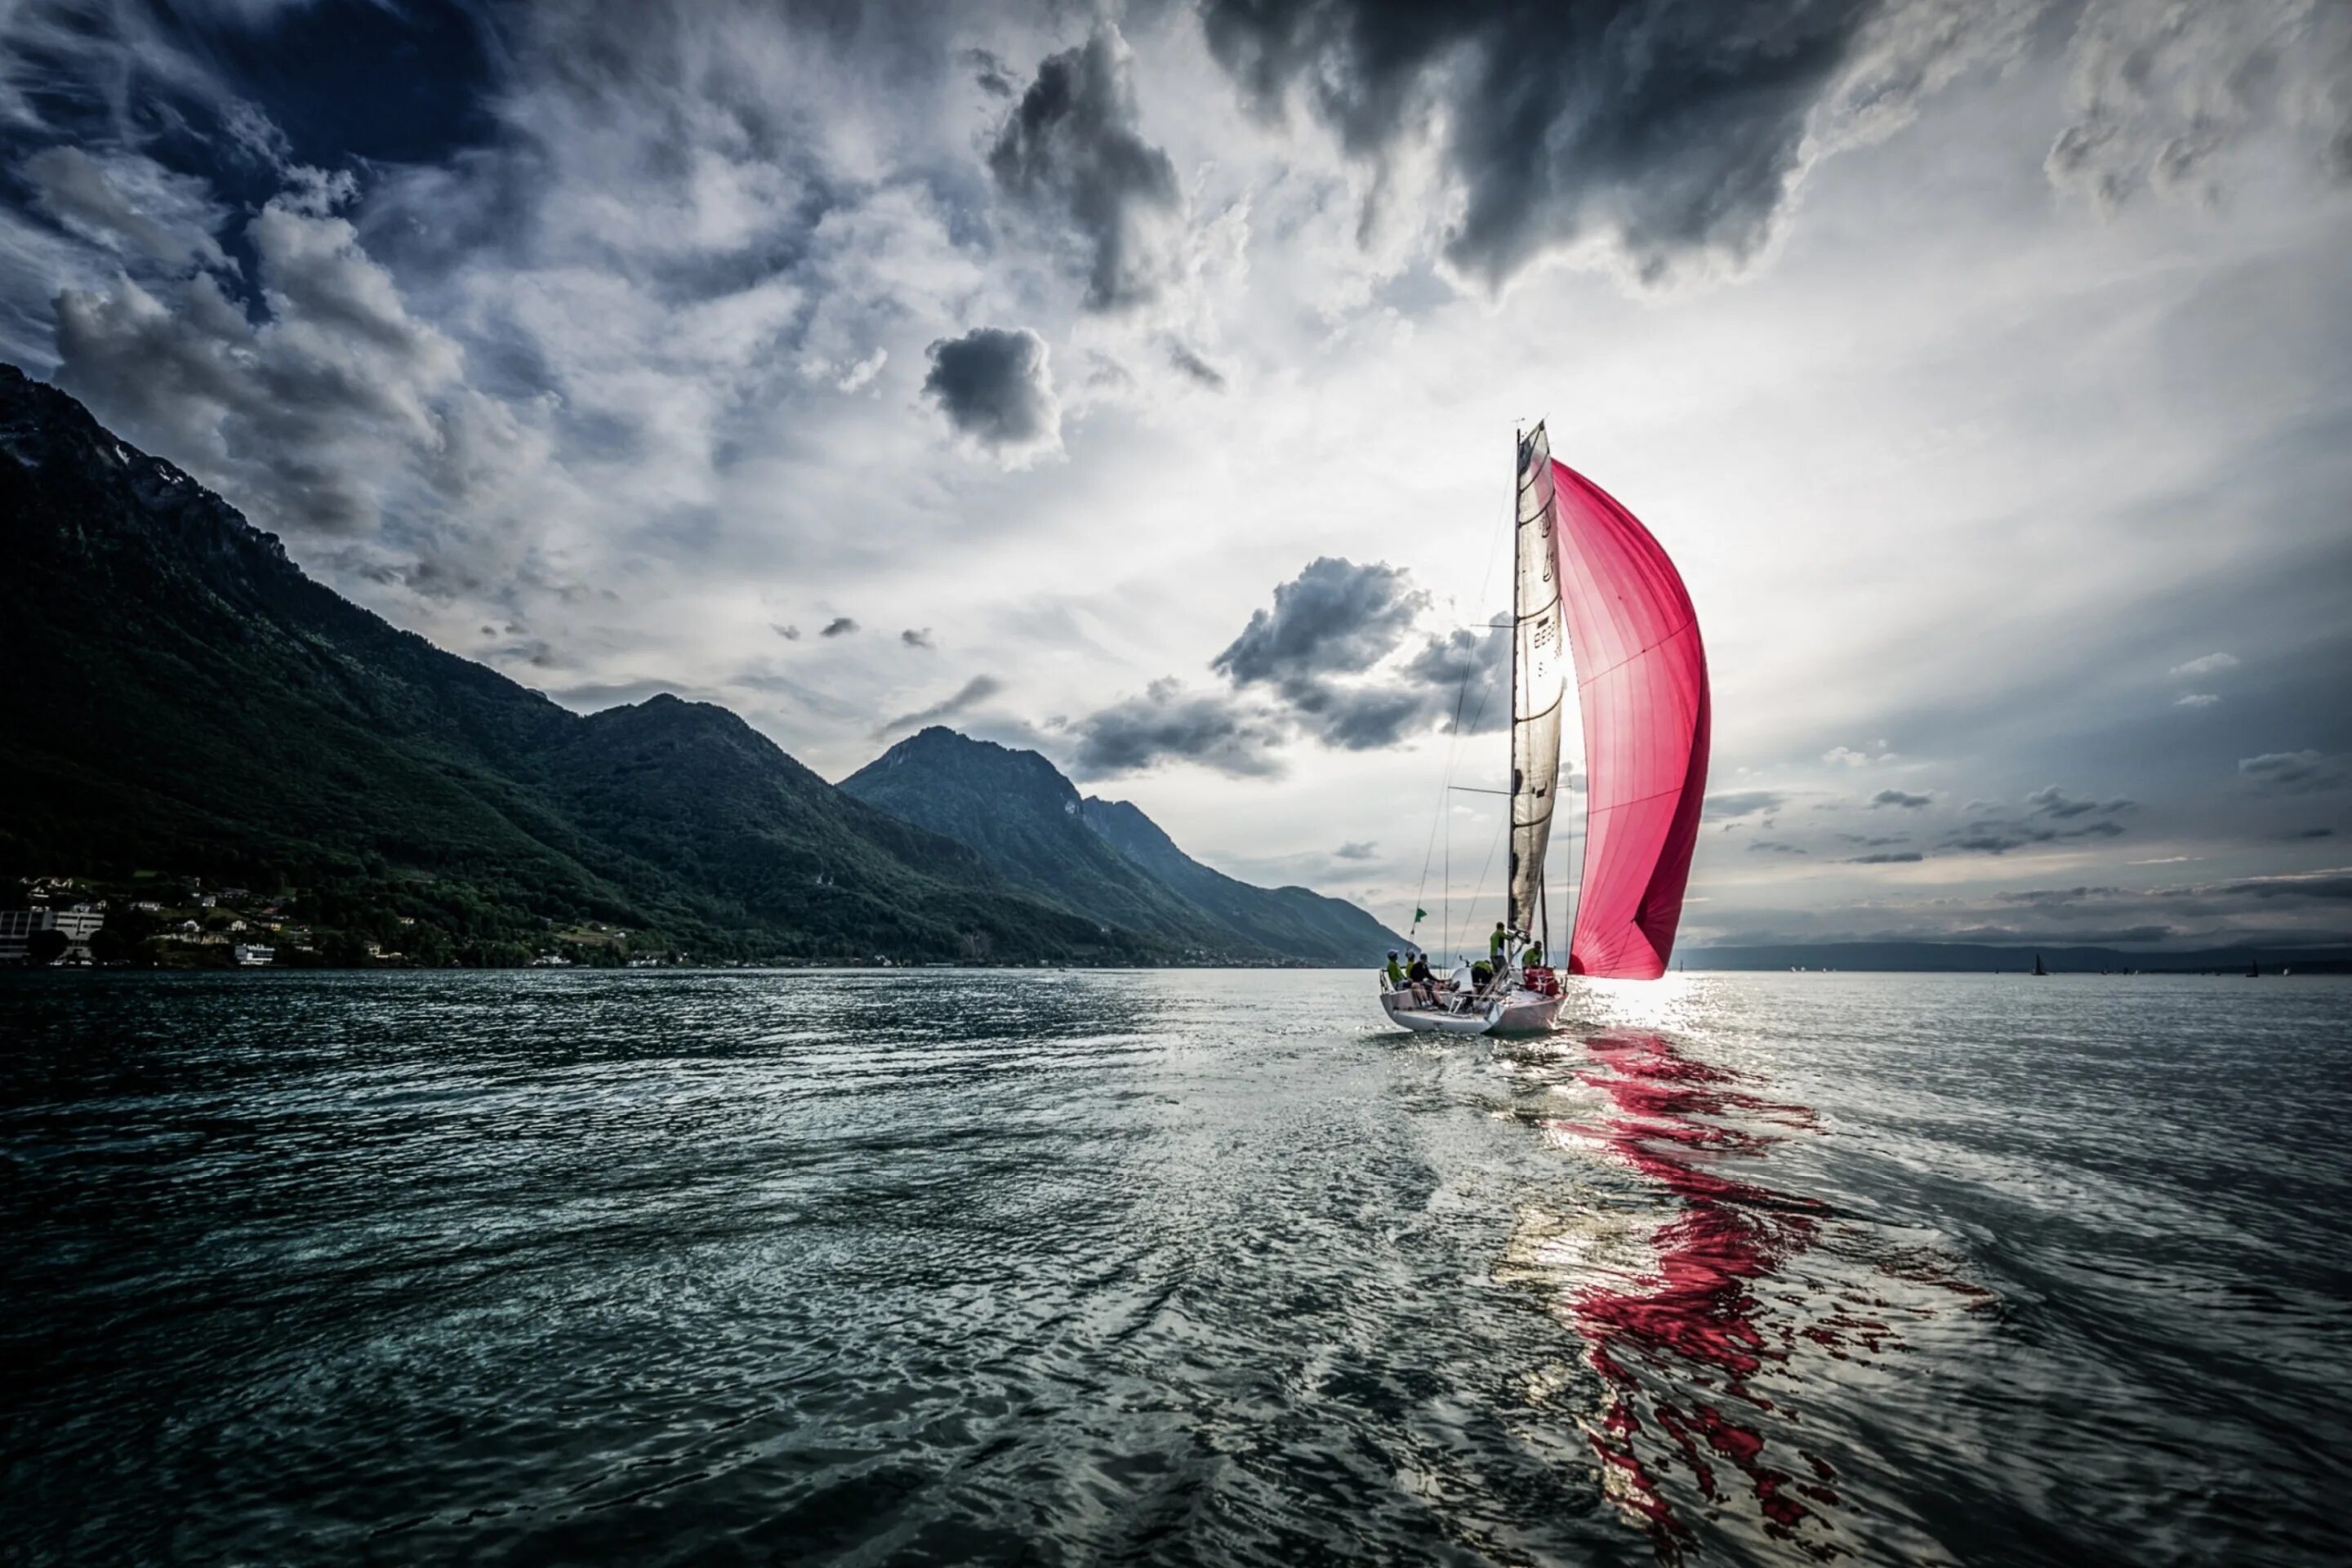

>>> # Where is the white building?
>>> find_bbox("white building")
[233,944,275,967]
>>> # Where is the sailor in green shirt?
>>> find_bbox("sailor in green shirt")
[1523,938,1544,970]
[1384,950,1405,987]
[1490,922,1508,964]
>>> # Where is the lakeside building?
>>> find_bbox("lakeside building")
[233,944,275,967]
[1,906,106,963]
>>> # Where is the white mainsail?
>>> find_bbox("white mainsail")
[1508,424,1567,937]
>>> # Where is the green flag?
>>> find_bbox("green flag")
[1414,906,1428,924]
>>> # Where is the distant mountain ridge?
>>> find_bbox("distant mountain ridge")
[841,728,1401,964]
[1078,795,1403,966]
[0,365,1397,967]
[0,365,1177,964]
[1684,942,2352,973]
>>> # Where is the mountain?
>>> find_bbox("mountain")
[0,364,1156,965]
[1682,942,2352,973]
[839,728,1254,957]
[1079,796,1401,966]
[840,727,1401,965]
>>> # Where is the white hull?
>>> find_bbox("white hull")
[1379,982,1562,1037]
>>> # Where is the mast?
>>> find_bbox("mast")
[1508,426,1521,937]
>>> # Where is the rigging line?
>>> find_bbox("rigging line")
[1463,805,1507,960]
[1416,431,1512,944]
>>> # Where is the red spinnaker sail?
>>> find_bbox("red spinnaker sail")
[1554,461,1709,979]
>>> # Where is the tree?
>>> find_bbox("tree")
[25,927,69,964]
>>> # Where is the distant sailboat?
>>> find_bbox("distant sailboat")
[1382,424,1709,1036]
[2031,953,2047,977]
[2247,957,2261,978]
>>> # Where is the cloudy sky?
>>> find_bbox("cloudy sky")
[3,0,2348,952]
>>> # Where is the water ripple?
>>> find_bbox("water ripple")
[2,969,2348,1565]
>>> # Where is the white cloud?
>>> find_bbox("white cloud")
[2169,652,2239,678]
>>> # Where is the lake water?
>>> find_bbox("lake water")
[3,969,2348,1566]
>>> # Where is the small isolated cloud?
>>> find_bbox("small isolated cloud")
[2169,652,2239,679]
[988,24,1184,310]
[1070,677,1284,779]
[1168,341,1227,390]
[1749,840,1807,856]
[1334,840,1378,861]
[1215,556,1428,686]
[835,349,887,393]
[2238,751,2344,794]
[821,617,858,638]
[963,47,1018,99]
[1209,557,1503,750]
[1823,740,1897,767]
[773,623,801,640]
[901,628,934,649]
[1872,789,1932,809]
[873,675,1006,742]
[2026,786,2134,819]
[1846,851,1925,864]
[2176,693,2221,708]
[922,327,1061,459]
[1708,790,1790,819]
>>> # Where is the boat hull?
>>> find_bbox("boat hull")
[1379,985,1561,1036]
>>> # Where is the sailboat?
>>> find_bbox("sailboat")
[2031,953,2047,977]
[1380,424,1710,1036]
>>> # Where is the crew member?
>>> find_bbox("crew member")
[1384,950,1405,988]
[1490,921,1508,967]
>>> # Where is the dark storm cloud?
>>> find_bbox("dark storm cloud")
[1395,625,1510,736]
[1205,557,1507,750]
[1196,0,1879,287]
[1069,679,1285,779]
[922,327,1061,452]
[821,617,858,638]
[1873,788,1932,808]
[40,174,546,598]
[874,674,1005,741]
[1067,559,1506,773]
[1214,557,1428,687]
[988,24,1183,310]
[1708,789,1791,819]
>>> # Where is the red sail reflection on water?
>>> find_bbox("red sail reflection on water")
[1556,1033,1843,1558]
